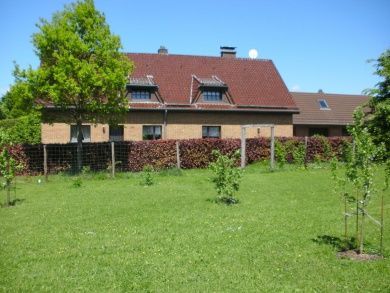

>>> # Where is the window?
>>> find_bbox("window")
[132,91,151,100]
[109,125,124,141]
[309,127,329,137]
[318,99,330,109]
[70,125,91,142]
[143,125,162,140]
[202,126,221,138]
[203,91,222,102]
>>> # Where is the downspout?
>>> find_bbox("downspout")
[163,109,168,139]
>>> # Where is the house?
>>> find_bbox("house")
[41,46,299,143]
[291,91,369,137]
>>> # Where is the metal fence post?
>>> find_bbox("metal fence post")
[111,141,115,178]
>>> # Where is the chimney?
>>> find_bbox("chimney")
[318,89,324,93]
[158,46,168,55]
[220,46,236,58]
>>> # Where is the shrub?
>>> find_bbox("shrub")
[72,177,82,188]
[274,140,287,168]
[209,150,242,204]
[141,165,154,186]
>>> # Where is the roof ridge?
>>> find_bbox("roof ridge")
[291,91,368,97]
[126,52,272,62]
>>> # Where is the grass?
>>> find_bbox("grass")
[0,163,389,292]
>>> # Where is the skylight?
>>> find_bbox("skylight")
[318,99,330,109]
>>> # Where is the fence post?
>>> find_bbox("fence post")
[241,127,246,168]
[43,144,48,181]
[111,141,115,178]
[176,141,181,169]
[270,126,275,170]
[304,136,308,166]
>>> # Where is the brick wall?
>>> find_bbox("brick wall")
[41,110,294,143]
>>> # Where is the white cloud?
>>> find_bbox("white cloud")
[291,84,300,92]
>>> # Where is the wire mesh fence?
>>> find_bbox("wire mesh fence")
[1,136,351,178]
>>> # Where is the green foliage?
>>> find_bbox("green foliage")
[141,165,154,186]
[344,107,385,253]
[11,0,134,169]
[209,150,242,204]
[0,74,36,119]
[0,148,21,207]
[274,140,287,168]
[292,143,306,167]
[0,149,17,186]
[0,113,41,144]
[25,0,133,124]
[72,177,83,188]
[365,49,390,158]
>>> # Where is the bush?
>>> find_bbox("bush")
[140,165,154,186]
[274,140,287,168]
[209,150,242,204]
[0,113,40,144]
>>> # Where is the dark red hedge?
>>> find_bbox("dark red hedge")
[2,136,351,175]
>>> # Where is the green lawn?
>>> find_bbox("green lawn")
[1,164,389,292]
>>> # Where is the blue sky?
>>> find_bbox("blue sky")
[0,0,389,96]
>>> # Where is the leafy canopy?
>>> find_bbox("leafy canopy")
[24,0,133,122]
[365,49,390,158]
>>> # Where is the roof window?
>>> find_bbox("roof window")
[318,99,330,109]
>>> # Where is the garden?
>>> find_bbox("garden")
[0,160,389,291]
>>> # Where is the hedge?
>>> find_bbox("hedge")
[1,136,352,175]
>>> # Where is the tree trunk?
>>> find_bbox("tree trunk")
[76,120,83,173]
[6,182,10,207]
[6,158,10,207]
[355,193,359,250]
[344,195,348,240]
[359,208,365,254]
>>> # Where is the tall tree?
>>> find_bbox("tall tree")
[18,0,133,170]
[365,49,390,158]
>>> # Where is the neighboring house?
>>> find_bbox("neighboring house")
[291,91,369,137]
[41,46,299,143]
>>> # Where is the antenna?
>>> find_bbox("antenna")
[248,49,258,59]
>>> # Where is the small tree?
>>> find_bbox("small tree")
[0,132,21,207]
[345,108,384,254]
[16,0,133,171]
[140,165,154,186]
[209,150,242,204]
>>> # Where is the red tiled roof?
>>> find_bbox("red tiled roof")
[126,53,298,111]
[292,92,369,125]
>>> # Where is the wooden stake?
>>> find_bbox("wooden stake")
[380,193,384,255]
[241,127,246,168]
[270,126,275,170]
[176,141,181,169]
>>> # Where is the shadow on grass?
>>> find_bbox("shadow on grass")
[1,198,25,208]
[312,235,357,251]
[206,197,240,205]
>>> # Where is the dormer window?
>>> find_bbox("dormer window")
[204,91,222,102]
[128,76,159,102]
[132,90,151,100]
[318,99,330,109]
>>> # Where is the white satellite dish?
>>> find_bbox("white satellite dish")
[248,49,258,59]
